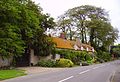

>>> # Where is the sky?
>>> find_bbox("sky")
[32,0,120,44]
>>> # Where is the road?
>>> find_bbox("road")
[3,60,120,82]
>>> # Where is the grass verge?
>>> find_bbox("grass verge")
[0,69,26,80]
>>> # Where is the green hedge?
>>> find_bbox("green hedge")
[36,60,56,67]
[55,49,95,65]
[36,59,74,67]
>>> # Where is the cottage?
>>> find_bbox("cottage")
[51,36,95,60]
[51,37,74,59]
[15,33,95,66]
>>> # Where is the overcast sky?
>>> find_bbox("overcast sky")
[33,0,120,44]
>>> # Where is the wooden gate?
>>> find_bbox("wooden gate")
[15,48,30,67]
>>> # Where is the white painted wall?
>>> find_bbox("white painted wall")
[55,54,60,60]
[30,49,39,65]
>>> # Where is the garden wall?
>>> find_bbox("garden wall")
[0,56,12,67]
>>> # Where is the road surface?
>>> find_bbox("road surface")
[3,60,120,82]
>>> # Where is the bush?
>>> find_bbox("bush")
[56,58,74,67]
[37,60,56,67]
[96,50,111,62]
[36,59,74,67]
[55,49,95,65]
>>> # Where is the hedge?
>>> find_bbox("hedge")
[55,49,95,65]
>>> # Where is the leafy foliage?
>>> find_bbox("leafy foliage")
[111,44,120,58]
[56,58,74,67]
[55,49,95,65]
[36,59,56,67]
[57,5,118,52]
[0,0,25,58]
[33,34,55,56]
[0,0,55,59]
[36,58,74,67]
[96,50,111,62]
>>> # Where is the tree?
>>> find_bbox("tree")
[33,31,55,56]
[87,19,118,51]
[57,5,119,51]
[57,16,76,40]
[39,14,55,31]
[23,0,55,56]
[0,0,55,59]
[111,44,120,58]
[0,0,25,58]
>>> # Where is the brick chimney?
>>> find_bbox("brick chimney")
[59,32,66,39]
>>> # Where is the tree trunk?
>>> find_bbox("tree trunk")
[69,28,72,40]
[90,28,94,46]
[84,28,87,43]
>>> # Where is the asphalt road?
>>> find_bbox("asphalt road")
[3,60,120,82]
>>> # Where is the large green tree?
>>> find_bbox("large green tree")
[57,5,119,51]
[0,0,25,58]
[0,0,55,59]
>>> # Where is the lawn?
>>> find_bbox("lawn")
[0,69,26,80]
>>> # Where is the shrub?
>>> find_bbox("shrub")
[36,59,74,67]
[55,49,95,65]
[56,58,74,67]
[37,60,56,67]
[96,50,111,62]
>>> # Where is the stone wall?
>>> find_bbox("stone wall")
[30,49,55,66]
[0,56,12,67]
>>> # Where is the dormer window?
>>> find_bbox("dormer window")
[81,46,84,50]
[74,45,79,50]
[92,48,95,52]
[86,47,89,51]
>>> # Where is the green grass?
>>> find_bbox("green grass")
[0,69,26,80]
